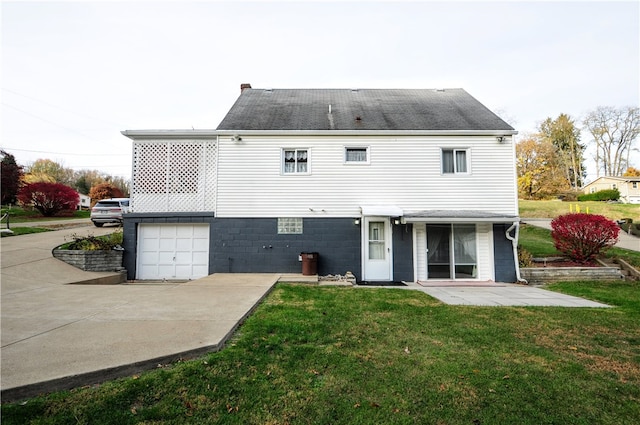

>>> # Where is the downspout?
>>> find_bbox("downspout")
[506,221,528,285]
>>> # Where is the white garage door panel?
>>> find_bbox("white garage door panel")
[137,224,210,280]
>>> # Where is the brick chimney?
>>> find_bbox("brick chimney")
[240,83,252,92]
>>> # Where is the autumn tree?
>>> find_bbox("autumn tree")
[516,135,570,199]
[1,150,24,204]
[74,169,110,195]
[538,114,585,189]
[583,106,640,177]
[623,167,640,177]
[109,176,130,197]
[89,182,124,204]
[17,182,79,216]
[25,159,74,186]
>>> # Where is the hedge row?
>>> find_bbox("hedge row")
[577,189,620,202]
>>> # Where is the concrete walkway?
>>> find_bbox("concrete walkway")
[414,284,610,307]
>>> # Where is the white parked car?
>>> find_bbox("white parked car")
[90,198,129,227]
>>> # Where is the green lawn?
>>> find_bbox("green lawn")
[3,283,639,424]
[0,206,90,223]
[519,223,640,268]
[519,199,638,220]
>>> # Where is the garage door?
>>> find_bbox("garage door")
[137,224,210,280]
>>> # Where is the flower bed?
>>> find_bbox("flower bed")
[52,231,125,272]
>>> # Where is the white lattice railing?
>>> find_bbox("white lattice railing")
[131,140,217,213]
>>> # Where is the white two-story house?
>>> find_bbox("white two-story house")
[121,85,520,283]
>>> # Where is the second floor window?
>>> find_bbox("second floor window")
[345,147,369,164]
[283,149,309,174]
[442,148,468,174]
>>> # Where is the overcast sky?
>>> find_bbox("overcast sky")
[2,0,639,182]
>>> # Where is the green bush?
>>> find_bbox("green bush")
[62,231,123,251]
[577,189,620,202]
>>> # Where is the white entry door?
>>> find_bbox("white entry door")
[137,224,210,280]
[363,217,392,281]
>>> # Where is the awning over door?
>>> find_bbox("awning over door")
[360,205,403,216]
[403,210,519,223]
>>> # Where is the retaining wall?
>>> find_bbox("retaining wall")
[53,249,124,272]
[520,267,624,285]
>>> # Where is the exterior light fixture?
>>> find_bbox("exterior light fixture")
[393,218,401,225]
[354,218,361,225]
[496,136,506,143]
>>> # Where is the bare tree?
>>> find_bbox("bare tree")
[583,106,640,177]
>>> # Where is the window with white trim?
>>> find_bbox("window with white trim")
[278,218,303,234]
[283,149,309,174]
[345,147,369,164]
[442,148,469,174]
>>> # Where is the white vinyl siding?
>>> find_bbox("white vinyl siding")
[216,135,518,218]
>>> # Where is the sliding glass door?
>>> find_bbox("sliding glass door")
[426,224,477,279]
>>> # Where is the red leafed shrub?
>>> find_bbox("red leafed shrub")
[551,213,620,264]
[17,182,79,217]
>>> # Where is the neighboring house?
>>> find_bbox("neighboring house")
[583,176,640,204]
[77,193,91,210]
[121,85,520,283]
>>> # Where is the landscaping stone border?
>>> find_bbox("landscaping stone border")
[52,247,125,272]
[520,266,624,285]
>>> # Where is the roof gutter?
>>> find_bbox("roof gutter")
[216,129,518,137]
[121,130,218,139]
[121,129,518,139]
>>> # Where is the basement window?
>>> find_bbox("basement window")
[278,218,303,234]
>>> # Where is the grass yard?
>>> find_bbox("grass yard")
[3,283,639,425]
[519,199,638,220]
[0,227,51,237]
[519,223,640,268]
[0,206,90,223]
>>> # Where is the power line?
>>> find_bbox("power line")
[2,88,128,127]
[2,147,129,157]
[2,103,123,145]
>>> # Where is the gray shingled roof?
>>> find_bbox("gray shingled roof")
[216,88,515,132]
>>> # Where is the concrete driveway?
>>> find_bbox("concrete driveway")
[1,223,278,401]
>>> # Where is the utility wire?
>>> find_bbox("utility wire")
[2,88,128,128]
[2,147,129,157]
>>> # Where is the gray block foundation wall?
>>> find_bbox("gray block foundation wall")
[209,218,362,279]
[123,214,368,281]
[493,223,517,283]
